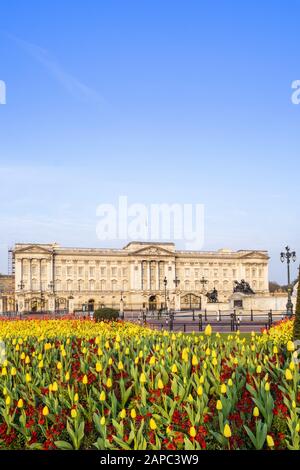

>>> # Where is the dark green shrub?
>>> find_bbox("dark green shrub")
[293,277,300,341]
[94,308,119,322]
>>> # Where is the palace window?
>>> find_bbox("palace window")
[89,267,95,277]
[78,267,84,276]
[111,267,117,277]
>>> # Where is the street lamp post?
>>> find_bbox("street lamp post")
[280,246,296,317]
[120,291,124,320]
[163,276,168,311]
[200,276,208,293]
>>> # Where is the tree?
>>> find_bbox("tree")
[293,271,300,341]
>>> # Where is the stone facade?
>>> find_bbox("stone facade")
[12,242,269,313]
[0,274,15,313]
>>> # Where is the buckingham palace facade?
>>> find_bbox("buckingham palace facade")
[12,241,269,313]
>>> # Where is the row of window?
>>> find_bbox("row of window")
[21,278,266,292]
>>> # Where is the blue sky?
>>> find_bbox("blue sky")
[0,0,299,282]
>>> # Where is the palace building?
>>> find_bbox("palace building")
[11,242,269,313]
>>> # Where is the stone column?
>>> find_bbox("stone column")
[29,258,32,291]
[39,259,43,292]
[148,261,151,290]
[156,262,159,291]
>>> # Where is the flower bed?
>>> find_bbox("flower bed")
[0,320,299,450]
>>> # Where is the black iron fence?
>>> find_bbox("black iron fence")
[132,309,288,332]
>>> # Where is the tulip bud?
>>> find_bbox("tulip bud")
[82,374,88,385]
[157,379,164,390]
[140,373,146,384]
[100,416,106,425]
[149,356,156,365]
[131,409,137,419]
[189,426,197,438]
[220,384,227,394]
[287,341,295,352]
[119,409,126,419]
[264,382,270,392]
[197,385,203,396]
[11,367,17,376]
[42,406,49,416]
[192,355,198,366]
[171,364,178,374]
[96,362,102,372]
[253,407,259,417]
[285,369,293,381]
[204,324,212,336]
[106,378,112,388]
[17,399,23,408]
[99,391,106,402]
[149,418,157,430]
[223,424,232,438]
[266,435,274,447]
[71,409,77,418]
[74,393,79,402]
[5,396,11,406]
[216,400,223,410]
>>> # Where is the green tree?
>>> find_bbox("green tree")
[293,271,300,341]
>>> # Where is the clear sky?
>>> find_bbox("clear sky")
[0,0,299,282]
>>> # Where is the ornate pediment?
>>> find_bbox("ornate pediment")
[131,246,174,257]
[238,251,269,260]
[14,244,54,255]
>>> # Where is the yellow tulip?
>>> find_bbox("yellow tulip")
[82,374,88,385]
[25,373,31,383]
[131,408,137,419]
[65,371,70,381]
[17,398,23,408]
[149,418,157,430]
[266,435,274,447]
[287,341,295,352]
[256,365,262,374]
[140,373,147,384]
[265,382,270,392]
[223,424,232,438]
[57,361,62,370]
[42,406,49,416]
[149,356,156,365]
[220,384,227,394]
[106,377,112,388]
[52,382,58,392]
[197,385,203,396]
[216,400,223,410]
[171,364,178,373]
[74,393,79,402]
[71,409,77,419]
[100,416,106,426]
[253,407,259,417]
[189,426,197,438]
[96,362,102,372]
[285,369,293,381]
[99,391,106,402]
[119,409,126,419]
[157,379,164,390]
[192,355,198,366]
[11,367,17,376]
[204,324,212,336]
[5,396,11,406]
